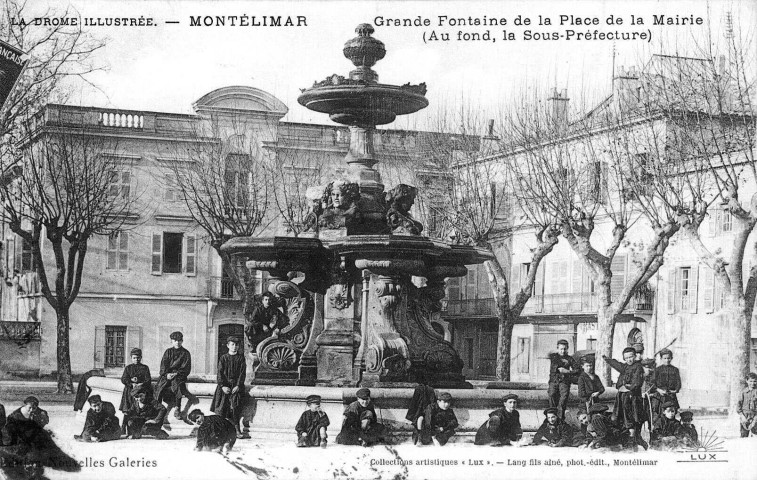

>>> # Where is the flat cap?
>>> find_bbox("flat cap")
[679,411,693,421]
[557,339,569,347]
[661,401,677,411]
[226,335,241,344]
[622,346,637,356]
[502,393,519,402]
[306,395,321,404]
[659,348,673,358]
[356,388,371,399]
[170,331,183,341]
[438,392,452,402]
[543,407,559,416]
[87,395,102,404]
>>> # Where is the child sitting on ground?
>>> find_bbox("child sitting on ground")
[295,395,330,448]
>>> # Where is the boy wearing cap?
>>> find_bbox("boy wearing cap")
[417,392,458,446]
[6,396,51,446]
[210,336,248,438]
[577,356,605,412]
[474,393,522,446]
[336,388,386,446]
[533,407,573,447]
[737,372,757,437]
[120,348,153,415]
[603,347,646,450]
[650,401,683,450]
[586,403,624,449]
[188,409,237,453]
[155,331,193,420]
[74,395,121,442]
[123,391,169,440]
[296,395,330,447]
[548,340,579,420]
[653,349,681,413]
[678,411,697,446]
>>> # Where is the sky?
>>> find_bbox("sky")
[16,0,757,128]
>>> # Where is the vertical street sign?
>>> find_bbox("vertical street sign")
[0,39,28,111]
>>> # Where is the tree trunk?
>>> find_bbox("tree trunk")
[495,308,515,380]
[729,304,751,414]
[56,305,74,394]
[595,306,616,385]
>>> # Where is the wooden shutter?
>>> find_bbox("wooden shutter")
[185,234,197,276]
[702,266,715,313]
[151,232,163,275]
[107,234,118,270]
[94,326,106,369]
[688,265,698,313]
[667,268,677,314]
[447,276,461,301]
[610,254,627,301]
[120,232,129,270]
[465,267,476,300]
[477,264,491,298]
[510,263,521,302]
[534,263,545,313]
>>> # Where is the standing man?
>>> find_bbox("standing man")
[155,331,192,420]
[548,339,578,420]
[210,335,248,438]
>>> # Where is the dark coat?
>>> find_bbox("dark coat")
[589,412,624,447]
[80,401,121,441]
[210,353,247,420]
[124,400,167,437]
[533,418,573,447]
[607,358,644,427]
[651,416,682,440]
[196,415,237,450]
[577,372,605,405]
[549,353,579,385]
[336,401,385,446]
[73,370,104,412]
[420,403,458,445]
[154,346,191,402]
[652,364,681,409]
[120,363,153,412]
[405,384,436,423]
[245,305,287,350]
[474,408,522,445]
[295,409,330,446]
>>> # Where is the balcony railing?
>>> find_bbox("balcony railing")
[444,298,497,317]
[207,276,240,300]
[442,289,654,318]
[522,290,654,315]
[0,321,41,340]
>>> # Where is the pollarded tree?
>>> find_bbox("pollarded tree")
[0,125,134,393]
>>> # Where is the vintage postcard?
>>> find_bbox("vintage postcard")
[0,0,755,479]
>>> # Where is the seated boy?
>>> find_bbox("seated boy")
[188,409,237,453]
[74,395,121,442]
[6,396,51,446]
[336,388,386,446]
[533,407,573,447]
[417,392,458,446]
[154,331,193,420]
[296,395,330,447]
[678,411,698,446]
[124,392,169,439]
[651,401,683,450]
[586,404,625,449]
[576,357,605,412]
[474,393,522,446]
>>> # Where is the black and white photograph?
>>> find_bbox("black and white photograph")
[0,1,755,479]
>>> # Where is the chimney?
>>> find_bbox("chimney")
[613,65,640,111]
[548,88,569,127]
[480,118,499,155]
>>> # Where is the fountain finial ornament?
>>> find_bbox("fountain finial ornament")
[343,23,385,83]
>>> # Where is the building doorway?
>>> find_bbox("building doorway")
[218,323,245,360]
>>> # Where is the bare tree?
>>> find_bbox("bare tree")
[642,21,756,413]
[502,86,687,383]
[0,0,103,140]
[0,125,133,393]
[165,112,270,330]
[421,104,560,381]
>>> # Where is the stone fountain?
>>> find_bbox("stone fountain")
[84,24,616,442]
[222,23,492,389]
